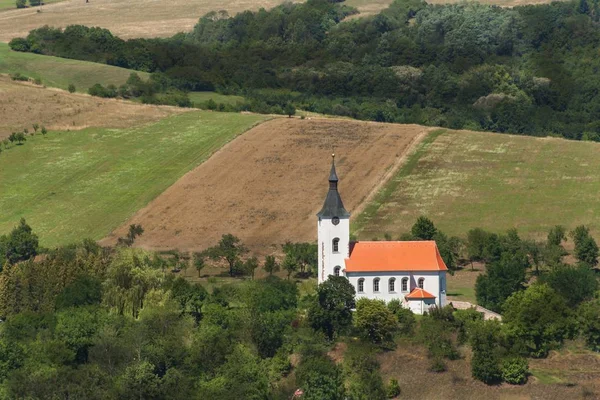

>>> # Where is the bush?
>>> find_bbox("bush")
[15,0,26,8]
[388,300,416,335]
[68,84,76,93]
[386,378,401,398]
[354,298,397,344]
[501,357,528,385]
[8,37,30,52]
[10,73,29,82]
[88,83,117,98]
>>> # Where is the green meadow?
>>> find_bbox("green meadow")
[355,129,600,240]
[0,43,149,91]
[0,111,266,247]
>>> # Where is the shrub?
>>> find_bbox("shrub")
[68,84,76,93]
[8,37,30,52]
[33,78,42,85]
[15,0,26,8]
[386,378,401,398]
[30,0,41,5]
[354,298,397,344]
[501,357,528,385]
[10,73,29,82]
[388,300,416,335]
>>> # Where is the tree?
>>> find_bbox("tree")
[117,224,144,247]
[282,242,317,277]
[541,264,598,307]
[204,234,248,277]
[411,216,437,240]
[387,299,416,335]
[547,225,567,247]
[354,298,397,344]
[308,276,355,339]
[68,84,76,93]
[282,256,297,279]
[433,231,461,272]
[0,218,39,265]
[41,126,47,136]
[263,255,279,276]
[55,275,102,309]
[503,284,572,357]
[569,226,599,266]
[14,132,26,145]
[32,124,39,133]
[578,300,600,351]
[193,252,205,277]
[117,361,161,400]
[244,256,259,279]
[15,0,26,8]
[466,228,489,269]
[296,355,345,400]
[475,252,528,312]
[470,320,503,384]
[284,102,296,117]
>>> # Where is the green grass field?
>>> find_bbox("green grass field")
[355,129,600,240]
[0,111,266,247]
[188,91,245,106]
[0,43,149,91]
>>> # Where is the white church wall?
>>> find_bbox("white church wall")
[317,217,350,284]
[345,271,446,307]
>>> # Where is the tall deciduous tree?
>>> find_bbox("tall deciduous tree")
[308,276,355,339]
[411,216,437,240]
[570,225,599,266]
[0,218,39,266]
[263,255,279,276]
[204,234,248,277]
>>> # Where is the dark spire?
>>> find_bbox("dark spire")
[317,154,350,218]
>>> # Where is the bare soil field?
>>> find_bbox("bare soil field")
[0,75,185,139]
[378,340,600,399]
[0,0,295,42]
[103,118,428,253]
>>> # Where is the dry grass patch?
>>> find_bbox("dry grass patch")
[102,118,427,254]
[0,75,185,139]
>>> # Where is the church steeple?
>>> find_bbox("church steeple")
[317,154,350,218]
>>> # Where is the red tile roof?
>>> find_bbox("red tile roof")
[405,288,436,300]
[344,241,448,272]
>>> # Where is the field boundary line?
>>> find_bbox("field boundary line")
[351,128,447,236]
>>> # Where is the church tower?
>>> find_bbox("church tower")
[317,155,350,284]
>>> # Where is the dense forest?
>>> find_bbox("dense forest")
[1,218,600,398]
[9,0,600,139]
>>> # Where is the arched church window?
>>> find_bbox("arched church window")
[358,278,364,293]
[418,278,425,289]
[401,278,408,292]
[373,278,380,293]
[332,238,340,252]
[388,278,396,293]
[334,266,341,276]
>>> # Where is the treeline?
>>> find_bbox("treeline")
[1,217,600,397]
[9,0,600,139]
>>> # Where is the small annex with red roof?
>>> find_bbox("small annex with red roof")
[316,156,448,314]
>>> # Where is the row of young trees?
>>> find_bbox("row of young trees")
[10,0,600,139]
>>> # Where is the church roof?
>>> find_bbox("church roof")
[405,288,437,300]
[317,156,350,219]
[344,241,448,272]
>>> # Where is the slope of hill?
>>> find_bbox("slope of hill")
[354,129,600,240]
[0,111,266,247]
[0,75,183,138]
[103,118,429,253]
[0,43,149,90]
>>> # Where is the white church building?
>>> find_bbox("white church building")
[317,156,448,314]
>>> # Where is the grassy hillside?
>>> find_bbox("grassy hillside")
[0,43,149,91]
[0,111,266,247]
[354,129,600,240]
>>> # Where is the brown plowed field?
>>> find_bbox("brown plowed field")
[0,76,185,139]
[102,118,429,254]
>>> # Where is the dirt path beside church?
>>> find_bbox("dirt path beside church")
[102,117,428,254]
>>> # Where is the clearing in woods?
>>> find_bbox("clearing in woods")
[0,0,563,43]
[0,111,266,247]
[0,43,150,91]
[102,118,429,253]
[0,75,184,139]
[354,129,600,241]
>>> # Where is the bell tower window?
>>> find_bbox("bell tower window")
[333,238,340,253]
[334,266,341,276]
